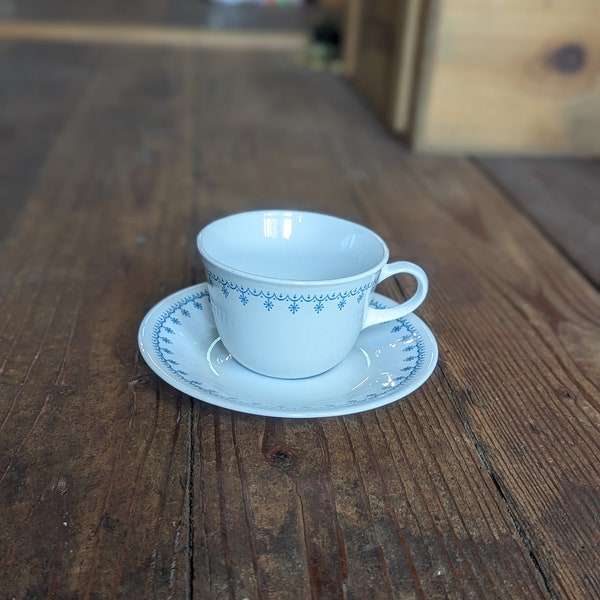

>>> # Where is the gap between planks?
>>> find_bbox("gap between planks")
[0,20,308,51]
[438,365,558,599]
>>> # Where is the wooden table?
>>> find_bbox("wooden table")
[1,16,599,600]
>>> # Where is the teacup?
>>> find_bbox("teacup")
[197,210,428,379]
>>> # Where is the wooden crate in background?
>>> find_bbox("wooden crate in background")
[344,0,600,155]
[343,0,423,133]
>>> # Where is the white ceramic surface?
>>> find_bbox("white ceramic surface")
[197,211,428,378]
[138,284,438,418]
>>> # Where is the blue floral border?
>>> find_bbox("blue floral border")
[149,291,426,408]
[362,300,425,402]
[206,269,376,314]
[150,290,237,401]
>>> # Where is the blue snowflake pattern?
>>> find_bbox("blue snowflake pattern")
[205,269,376,314]
[148,287,430,410]
[181,308,191,318]
[150,289,240,403]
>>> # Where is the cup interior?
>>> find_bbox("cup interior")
[198,211,388,282]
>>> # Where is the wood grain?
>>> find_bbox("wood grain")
[411,0,600,154]
[0,38,598,599]
[476,157,600,288]
[0,42,196,598]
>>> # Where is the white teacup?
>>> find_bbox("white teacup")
[197,210,428,379]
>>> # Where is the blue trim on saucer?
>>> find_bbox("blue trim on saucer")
[150,290,238,401]
[150,291,425,407]
[361,299,425,402]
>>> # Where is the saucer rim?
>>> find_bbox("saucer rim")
[138,283,438,418]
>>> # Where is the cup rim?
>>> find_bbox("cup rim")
[197,210,390,287]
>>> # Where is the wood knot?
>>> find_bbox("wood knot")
[549,44,586,74]
[263,443,298,471]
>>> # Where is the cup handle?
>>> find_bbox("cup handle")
[362,261,428,329]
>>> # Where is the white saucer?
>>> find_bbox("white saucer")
[138,284,438,418]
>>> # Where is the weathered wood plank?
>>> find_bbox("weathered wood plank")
[1,39,599,600]
[0,43,195,598]
[476,157,600,288]
[182,48,599,596]
[377,157,600,598]
[411,0,600,154]
[319,100,600,591]
[0,42,100,244]
[183,50,553,598]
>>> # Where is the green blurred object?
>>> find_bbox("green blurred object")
[300,16,343,73]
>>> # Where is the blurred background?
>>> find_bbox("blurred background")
[1,0,599,155]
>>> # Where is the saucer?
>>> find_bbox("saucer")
[138,284,438,418]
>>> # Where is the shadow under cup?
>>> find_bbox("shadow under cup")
[197,210,425,379]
